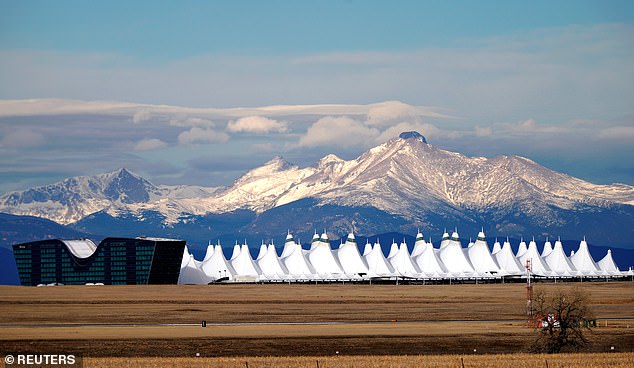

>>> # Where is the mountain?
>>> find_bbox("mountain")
[1,132,634,248]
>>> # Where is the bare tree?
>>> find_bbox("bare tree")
[530,288,594,353]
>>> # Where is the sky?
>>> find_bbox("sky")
[0,0,633,192]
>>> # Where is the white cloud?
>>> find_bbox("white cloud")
[132,109,152,124]
[169,117,215,127]
[227,116,288,134]
[134,138,167,151]
[297,116,379,148]
[597,126,634,140]
[0,129,45,148]
[366,101,425,126]
[177,127,229,145]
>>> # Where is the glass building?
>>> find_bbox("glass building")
[12,237,186,286]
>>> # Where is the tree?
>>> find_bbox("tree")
[530,288,594,354]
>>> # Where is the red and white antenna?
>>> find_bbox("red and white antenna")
[526,258,533,317]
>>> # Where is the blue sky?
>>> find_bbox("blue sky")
[0,1,633,192]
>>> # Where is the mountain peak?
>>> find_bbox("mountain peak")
[399,131,427,143]
[263,155,292,170]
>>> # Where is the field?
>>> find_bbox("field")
[0,282,632,367]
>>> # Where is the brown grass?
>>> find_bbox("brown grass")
[0,282,632,357]
[87,353,634,368]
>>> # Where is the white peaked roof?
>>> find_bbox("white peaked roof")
[281,232,296,258]
[387,241,399,258]
[202,243,215,262]
[466,231,501,275]
[231,243,261,277]
[541,238,553,257]
[518,239,551,276]
[180,245,191,269]
[281,242,316,276]
[230,242,241,261]
[310,231,321,250]
[516,240,528,258]
[413,239,446,277]
[362,240,373,256]
[491,239,502,255]
[411,231,426,258]
[493,240,525,275]
[388,241,421,276]
[178,253,208,284]
[570,239,600,276]
[201,244,236,281]
[437,231,475,275]
[256,241,268,260]
[597,249,621,275]
[257,243,288,278]
[543,239,577,277]
[365,241,395,276]
[336,233,369,276]
[308,233,344,276]
[439,231,451,249]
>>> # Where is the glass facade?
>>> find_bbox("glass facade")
[12,237,186,286]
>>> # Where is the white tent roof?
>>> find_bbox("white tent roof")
[365,241,395,277]
[308,235,344,276]
[362,240,373,256]
[570,239,600,276]
[386,239,399,258]
[543,239,577,277]
[180,245,191,269]
[230,242,241,261]
[491,239,502,255]
[439,231,451,249]
[413,241,447,277]
[493,240,525,275]
[437,231,475,274]
[281,243,316,276]
[202,243,215,262]
[178,253,208,284]
[281,232,296,258]
[256,241,268,261]
[257,243,289,278]
[597,249,621,275]
[336,233,369,276]
[516,240,528,258]
[466,232,501,275]
[201,244,236,281]
[518,239,551,276]
[231,243,261,277]
[541,239,553,257]
[411,231,426,258]
[388,241,421,276]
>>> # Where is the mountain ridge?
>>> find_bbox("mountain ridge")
[1,132,633,246]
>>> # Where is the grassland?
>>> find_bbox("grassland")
[0,282,632,361]
[87,353,634,368]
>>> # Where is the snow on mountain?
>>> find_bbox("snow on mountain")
[1,132,633,229]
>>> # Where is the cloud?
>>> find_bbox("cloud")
[597,126,634,140]
[134,138,167,151]
[177,127,229,145]
[132,109,152,124]
[0,128,45,148]
[297,116,379,148]
[169,117,215,127]
[366,101,426,126]
[227,116,288,134]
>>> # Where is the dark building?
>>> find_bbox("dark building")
[12,237,185,286]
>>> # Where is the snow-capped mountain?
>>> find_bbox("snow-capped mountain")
[1,131,633,246]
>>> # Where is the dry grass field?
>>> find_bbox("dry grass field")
[87,353,634,368]
[0,282,632,362]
